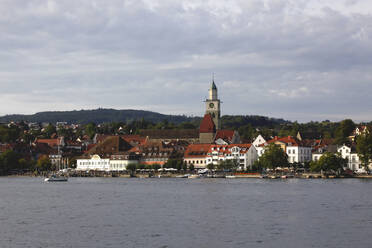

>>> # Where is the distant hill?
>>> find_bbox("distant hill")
[0,108,290,127]
[0,109,199,125]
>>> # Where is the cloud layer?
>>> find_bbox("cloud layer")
[1,0,372,122]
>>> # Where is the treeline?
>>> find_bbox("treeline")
[0,151,53,176]
[0,117,370,145]
[237,119,370,143]
[0,109,201,125]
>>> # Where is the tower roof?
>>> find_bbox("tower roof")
[211,80,217,90]
[199,114,216,133]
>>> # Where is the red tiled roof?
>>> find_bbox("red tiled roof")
[35,138,61,147]
[267,136,299,146]
[215,130,235,141]
[199,114,215,133]
[184,144,213,158]
[184,143,252,158]
[86,144,96,151]
[209,144,252,155]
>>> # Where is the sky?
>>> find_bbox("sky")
[1,0,372,123]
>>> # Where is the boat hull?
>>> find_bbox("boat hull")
[44,177,68,182]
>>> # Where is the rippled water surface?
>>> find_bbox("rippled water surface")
[1,177,372,248]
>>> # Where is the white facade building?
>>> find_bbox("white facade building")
[206,145,258,170]
[184,144,258,170]
[256,136,311,164]
[76,155,110,171]
[337,145,364,172]
[253,135,266,148]
[77,154,140,171]
[109,159,138,171]
[286,146,312,163]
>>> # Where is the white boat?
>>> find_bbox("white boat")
[188,175,199,179]
[44,175,68,182]
[225,175,236,179]
[176,174,190,178]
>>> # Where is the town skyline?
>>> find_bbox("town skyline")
[1,1,372,122]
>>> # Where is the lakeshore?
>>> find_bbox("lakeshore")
[6,171,372,179]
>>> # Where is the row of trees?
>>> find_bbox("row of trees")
[252,144,350,174]
[0,151,54,176]
[1,117,367,144]
[126,159,195,172]
[356,132,372,172]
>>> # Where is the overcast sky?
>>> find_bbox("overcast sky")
[1,0,372,122]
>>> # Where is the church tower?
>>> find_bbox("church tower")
[205,80,221,130]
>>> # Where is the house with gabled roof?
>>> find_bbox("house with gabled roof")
[184,143,258,170]
[257,136,312,164]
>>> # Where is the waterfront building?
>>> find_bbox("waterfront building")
[206,144,258,170]
[258,136,312,164]
[76,154,110,171]
[312,145,338,162]
[337,145,365,172]
[183,144,211,169]
[109,154,139,171]
[184,143,258,170]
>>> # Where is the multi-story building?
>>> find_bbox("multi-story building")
[76,155,110,171]
[258,136,312,164]
[337,145,365,172]
[184,144,258,170]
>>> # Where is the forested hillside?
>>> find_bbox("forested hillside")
[0,109,199,125]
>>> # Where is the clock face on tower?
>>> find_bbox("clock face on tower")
[209,103,214,108]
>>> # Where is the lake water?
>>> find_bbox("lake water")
[0,177,372,248]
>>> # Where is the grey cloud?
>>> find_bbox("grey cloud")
[0,0,372,122]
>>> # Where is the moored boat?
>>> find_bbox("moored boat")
[188,175,199,179]
[225,175,236,179]
[176,174,189,178]
[44,174,68,182]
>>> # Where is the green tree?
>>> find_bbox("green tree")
[57,128,74,139]
[126,163,137,172]
[334,119,355,145]
[251,160,262,172]
[311,152,346,173]
[85,123,97,139]
[36,156,53,172]
[238,124,256,142]
[216,159,239,171]
[310,160,322,172]
[356,133,372,173]
[43,124,56,138]
[152,163,161,171]
[0,150,21,175]
[259,144,289,169]
[164,159,181,169]
[207,163,216,170]
[136,164,146,170]
[18,158,35,171]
